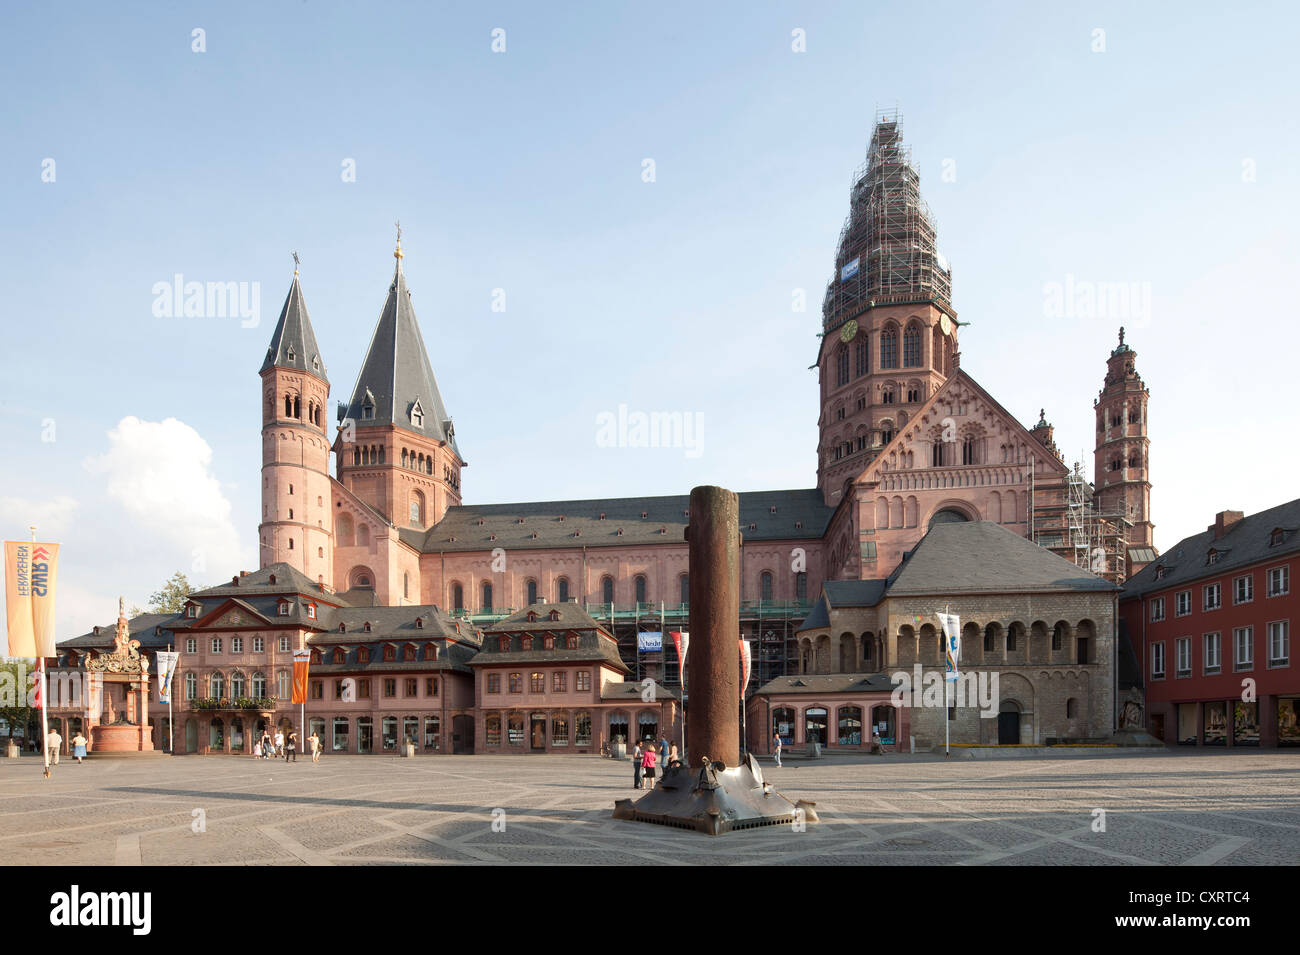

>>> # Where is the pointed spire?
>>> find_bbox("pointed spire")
[261,263,328,383]
[343,238,459,456]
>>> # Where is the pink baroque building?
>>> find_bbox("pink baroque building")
[51,111,1154,753]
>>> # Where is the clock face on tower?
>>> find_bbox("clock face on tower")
[840,319,859,343]
[939,314,953,337]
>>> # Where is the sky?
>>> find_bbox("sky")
[2,0,1297,638]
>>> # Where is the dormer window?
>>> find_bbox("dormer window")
[526,610,538,622]
[362,390,375,421]
[566,634,578,650]
[338,622,347,633]
[403,644,416,661]
[310,649,322,665]
[286,347,296,362]
[770,505,777,514]
[269,573,277,584]
[383,645,396,662]
[278,601,290,617]
[544,635,554,650]
[410,399,425,428]
[93,626,100,635]
[363,622,372,633]
[186,604,198,619]
[1207,551,1221,565]
[306,603,317,619]
[427,643,439,661]
[641,511,648,519]
[415,616,424,629]
[548,609,560,621]
[358,647,370,663]
[1271,528,1287,547]
[333,648,345,664]
[558,516,565,522]
[616,528,624,536]
[599,513,606,520]
[1154,566,1167,580]
[498,635,510,651]
[312,355,320,370]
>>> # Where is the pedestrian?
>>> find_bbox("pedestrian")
[658,735,669,772]
[260,732,272,759]
[253,739,262,758]
[274,729,285,758]
[632,741,643,789]
[773,730,783,767]
[45,728,63,766]
[72,732,87,764]
[286,730,298,762]
[641,740,658,790]
[668,742,679,767]
[309,731,321,763]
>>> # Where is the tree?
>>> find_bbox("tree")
[0,659,37,744]
[148,572,195,614]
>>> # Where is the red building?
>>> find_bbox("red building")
[1120,503,1298,747]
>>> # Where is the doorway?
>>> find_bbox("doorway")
[998,702,1021,744]
[530,714,547,751]
[1150,713,1165,742]
[357,718,373,753]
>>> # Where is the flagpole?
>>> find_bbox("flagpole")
[944,603,951,759]
[31,525,51,778]
[168,644,174,755]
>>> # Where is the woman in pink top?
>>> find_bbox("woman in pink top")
[641,743,658,790]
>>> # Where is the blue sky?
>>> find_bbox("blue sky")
[2,1,1297,634]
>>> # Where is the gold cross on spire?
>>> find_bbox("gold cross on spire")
[394,221,404,260]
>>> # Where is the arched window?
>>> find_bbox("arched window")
[402,449,409,469]
[932,439,945,467]
[796,572,807,600]
[679,573,689,607]
[933,325,946,375]
[634,575,647,604]
[409,490,425,527]
[836,347,849,387]
[210,672,225,699]
[881,327,899,368]
[526,579,538,605]
[903,323,921,367]
[293,396,300,419]
[284,395,292,418]
[760,571,773,602]
[252,671,266,697]
[230,671,246,698]
[357,524,369,546]
[557,577,570,603]
[962,434,979,465]
[855,339,869,377]
[451,583,464,612]
[403,572,410,600]
[184,672,197,700]
[602,576,614,605]
[482,582,493,611]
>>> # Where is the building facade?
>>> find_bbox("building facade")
[1120,502,1298,748]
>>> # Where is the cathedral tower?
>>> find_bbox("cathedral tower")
[816,110,958,506]
[334,233,464,535]
[259,264,334,584]
[1093,327,1153,548]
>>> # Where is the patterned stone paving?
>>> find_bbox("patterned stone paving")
[1,750,1297,865]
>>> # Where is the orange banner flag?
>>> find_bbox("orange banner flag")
[4,541,59,658]
[291,648,311,704]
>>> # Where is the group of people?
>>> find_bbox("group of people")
[631,736,679,790]
[40,729,90,766]
[254,729,317,762]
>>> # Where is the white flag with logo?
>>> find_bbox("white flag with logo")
[937,612,961,684]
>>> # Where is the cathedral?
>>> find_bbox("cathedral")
[53,111,1156,755]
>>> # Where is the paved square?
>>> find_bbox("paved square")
[2,751,1298,865]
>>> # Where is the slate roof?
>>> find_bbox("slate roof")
[58,613,177,651]
[886,521,1118,596]
[481,603,610,636]
[795,596,829,633]
[407,488,834,554]
[473,603,627,672]
[260,274,328,382]
[310,639,478,674]
[341,259,459,457]
[601,681,679,701]
[753,672,900,695]
[824,579,888,607]
[1122,498,1300,599]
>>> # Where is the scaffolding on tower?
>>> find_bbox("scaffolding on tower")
[822,108,954,332]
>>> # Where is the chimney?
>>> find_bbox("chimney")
[1210,510,1244,540]
[240,570,249,577]
[231,575,239,586]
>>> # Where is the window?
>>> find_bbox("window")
[566,634,577,650]
[508,673,522,693]
[425,677,437,696]
[275,671,287,699]
[1234,575,1253,605]
[526,579,538,605]
[1175,591,1191,617]
[332,716,349,752]
[902,324,921,367]
[310,680,323,700]
[486,673,501,694]
[278,602,290,617]
[634,575,647,604]
[210,672,225,697]
[575,712,592,746]
[424,716,440,750]
[836,347,849,387]
[880,328,898,368]
[404,678,417,697]
[553,671,567,692]
[485,714,502,746]
[253,636,264,653]
[383,645,396,662]
[384,678,396,698]
[530,672,545,693]
[1150,597,1165,622]
[551,715,569,746]
[1175,637,1191,677]
[186,638,197,654]
[482,582,493,611]
[1268,621,1289,666]
[1203,583,1221,611]
[278,636,290,652]
[1151,643,1165,680]
[760,571,773,602]
[230,671,246,697]
[306,603,316,620]
[855,339,868,377]
[232,636,243,653]
[558,578,570,603]
[334,679,345,699]
[1235,627,1254,670]
[184,672,197,700]
[356,679,370,699]
[576,670,591,692]
[796,572,807,601]
[211,638,223,654]
[1204,632,1221,674]
[186,604,197,619]
[961,434,978,466]
[1267,565,1290,597]
[452,583,464,612]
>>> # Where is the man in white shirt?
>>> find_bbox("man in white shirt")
[45,729,63,766]
[274,730,285,758]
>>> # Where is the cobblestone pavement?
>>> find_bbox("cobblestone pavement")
[2,750,1297,865]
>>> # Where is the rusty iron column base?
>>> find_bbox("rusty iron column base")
[612,753,817,836]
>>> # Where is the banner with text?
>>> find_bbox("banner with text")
[4,541,59,658]
[291,648,312,704]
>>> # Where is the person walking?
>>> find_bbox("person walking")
[286,730,298,762]
[658,735,669,773]
[641,741,658,790]
[260,731,272,760]
[72,732,87,764]
[668,742,679,768]
[773,730,783,767]
[274,729,285,758]
[632,741,643,789]
[45,728,63,766]
[309,731,321,763]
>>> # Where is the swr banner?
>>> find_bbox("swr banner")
[291,648,311,704]
[4,541,59,658]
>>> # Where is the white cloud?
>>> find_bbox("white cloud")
[83,417,243,576]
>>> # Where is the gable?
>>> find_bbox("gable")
[855,370,1067,486]
[193,598,274,630]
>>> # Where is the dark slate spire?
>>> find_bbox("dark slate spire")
[342,232,460,456]
[261,264,328,382]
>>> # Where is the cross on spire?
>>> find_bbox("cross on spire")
[292,250,301,275]
[394,221,404,261]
